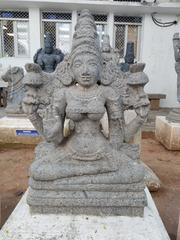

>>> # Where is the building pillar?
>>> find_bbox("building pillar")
[29,8,41,60]
[107,12,114,47]
[71,10,77,36]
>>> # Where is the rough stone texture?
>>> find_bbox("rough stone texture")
[22,10,150,216]
[142,163,161,192]
[166,32,180,122]
[0,116,42,145]
[101,34,119,65]
[124,110,161,192]
[155,116,180,150]
[34,32,64,73]
[1,67,25,115]
[0,189,170,240]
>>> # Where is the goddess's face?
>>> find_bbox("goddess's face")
[72,53,100,88]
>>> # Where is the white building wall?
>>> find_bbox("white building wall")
[141,14,180,107]
[1,2,180,108]
[0,8,41,70]
[29,7,41,59]
[0,57,31,70]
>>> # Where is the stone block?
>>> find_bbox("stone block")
[0,116,42,145]
[0,188,170,240]
[155,116,180,150]
[148,94,166,110]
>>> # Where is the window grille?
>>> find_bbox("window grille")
[93,14,107,23]
[0,10,29,19]
[43,22,56,47]
[114,16,142,60]
[0,10,29,57]
[93,14,108,47]
[42,11,72,54]
[114,16,142,24]
[42,12,71,21]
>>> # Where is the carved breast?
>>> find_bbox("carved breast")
[66,86,106,121]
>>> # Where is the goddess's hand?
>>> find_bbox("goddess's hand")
[22,89,38,114]
[135,105,149,120]
[43,105,63,143]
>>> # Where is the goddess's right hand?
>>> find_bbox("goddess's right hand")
[22,89,38,114]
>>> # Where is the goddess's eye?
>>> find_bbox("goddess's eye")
[89,62,96,66]
[74,64,81,68]
[73,61,82,68]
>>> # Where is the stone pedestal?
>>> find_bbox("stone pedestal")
[155,116,180,150]
[0,188,170,240]
[0,116,42,145]
[166,108,180,123]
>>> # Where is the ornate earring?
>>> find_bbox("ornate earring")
[100,61,116,86]
[55,55,74,86]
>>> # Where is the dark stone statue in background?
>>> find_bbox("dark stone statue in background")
[23,10,150,217]
[166,33,180,123]
[2,66,25,115]
[120,42,135,72]
[33,32,64,73]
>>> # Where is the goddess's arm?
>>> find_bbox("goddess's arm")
[124,110,148,143]
[105,86,124,149]
[43,88,66,145]
[123,63,150,143]
[23,93,44,135]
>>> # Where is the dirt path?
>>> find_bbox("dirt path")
[141,134,180,240]
[0,136,180,240]
[0,144,34,226]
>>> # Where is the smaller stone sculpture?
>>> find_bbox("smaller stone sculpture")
[34,32,64,73]
[2,66,24,115]
[166,33,180,123]
[120,42,135,72]
[101,35,120,64]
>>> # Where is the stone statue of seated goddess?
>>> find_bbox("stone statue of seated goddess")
[22,10,150,216]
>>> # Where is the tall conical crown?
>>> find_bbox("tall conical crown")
[70,9,100,62]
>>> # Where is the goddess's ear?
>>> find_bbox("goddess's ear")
[100,61,117,86]
[55,60,74,86]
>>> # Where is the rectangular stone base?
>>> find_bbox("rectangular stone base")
[0,116,42,145]
[27,188,146,216]
[155,116,180,150]
[0,188,170,240]
[27,178,146,217]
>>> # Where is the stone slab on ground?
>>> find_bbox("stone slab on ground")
[0,116,42,145]
[0,188,170,240]
[155,116,180,150]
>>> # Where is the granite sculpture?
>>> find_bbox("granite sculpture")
[2,66,25,115]
[33,32,64,73]
[120,42,135,72]
[101,35,119,64]
[166,32,180,123]
[23,10,150,216]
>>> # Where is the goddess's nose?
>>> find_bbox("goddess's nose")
[81,64,89,75]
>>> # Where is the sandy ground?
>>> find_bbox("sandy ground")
[141,133,180,240]
[0,135,180,240]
